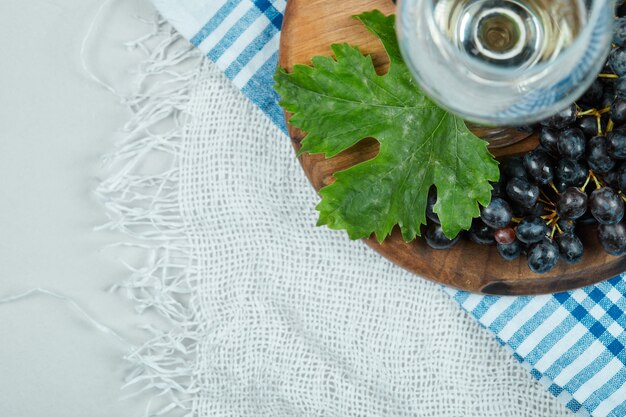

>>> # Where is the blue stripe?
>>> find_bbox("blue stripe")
[549,383,564,396]
[527,367,541,380]
[507,301,561,352]
[604,374,626,416]
[543,333,595,379]
[581,366,626,413]
[611,279,626,310]
[208,6,262,62]
[471,296,500,320]
[488,297,532,335]
[190,0,241,47]
[566,398,583,413]
[252,0,283,29]
[224,23,279,79]
[563,350,613,393]
[240,50,287,132]
[525,315,578,366]
[453,291,470,305]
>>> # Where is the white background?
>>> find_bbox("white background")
[0,1,162,416]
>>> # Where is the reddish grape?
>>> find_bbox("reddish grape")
[495,227,516,245]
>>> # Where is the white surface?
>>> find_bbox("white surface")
[0,1,161,416]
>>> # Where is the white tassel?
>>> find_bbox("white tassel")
[89,11,204,417]
[0,288,130,347]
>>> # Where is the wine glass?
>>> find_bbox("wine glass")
[396,0,615,132]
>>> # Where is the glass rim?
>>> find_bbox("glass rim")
[395,0,614,125]
[397,0,613,81]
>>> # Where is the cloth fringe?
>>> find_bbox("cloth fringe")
[94,18,203,417]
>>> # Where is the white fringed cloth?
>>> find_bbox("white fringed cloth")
[97,19,570,417]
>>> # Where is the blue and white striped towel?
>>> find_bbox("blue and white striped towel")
[151,1,626,415]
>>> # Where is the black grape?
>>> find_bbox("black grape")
[480,198,513,229]
[557,187,588,221]
[605,169,620,188]
[615,18,626,47]
[612,99,626,124]
[540,104,577,130]
[598,223,626,255]
[590,187,625,225]
[601,82,617,110]
[426,187,439,224]
[555,159,588,187]
[578,116,599,138]
[556,233,584,264]
[469,219,495,245]
[558,128,586,160]
[609,47,626,76]
[497,240,523,261]
[516,217,549,245]
[425,223,460,250]
[527,239,559,274]
[502,156,528,180]
[608,129,626,160]
[557,219,576,234]
[491,175,508,198]
[587,136,615,174]
[554,180,569,193]
[539,127,559,156]
[616,77,626,99]
[523,149,554,185]
[523,202,546,217]
[506,177,539,208]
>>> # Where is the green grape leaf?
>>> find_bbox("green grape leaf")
[274,10,499,241]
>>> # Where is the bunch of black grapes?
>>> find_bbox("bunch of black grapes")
[424,5,626,274]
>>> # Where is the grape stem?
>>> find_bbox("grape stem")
[544,216,556,225]
[541,212,560,240]
[540,189,554,203]
[555,222,563,235]
[550,223,557,239]
[598,73,619,79]
[589,171,603,189]
[576,106,609,135]
[537,197,555,207]
[607,119,615,134]
[548,182,560,195]
[597,116,604,136]
[577,108,598,117]
[511,217,523,224]
[541,211,558,228]
[582,170,603,191]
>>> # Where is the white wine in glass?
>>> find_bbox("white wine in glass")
[396,0,615,129]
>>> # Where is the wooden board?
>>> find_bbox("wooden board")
[278,0,626,295]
